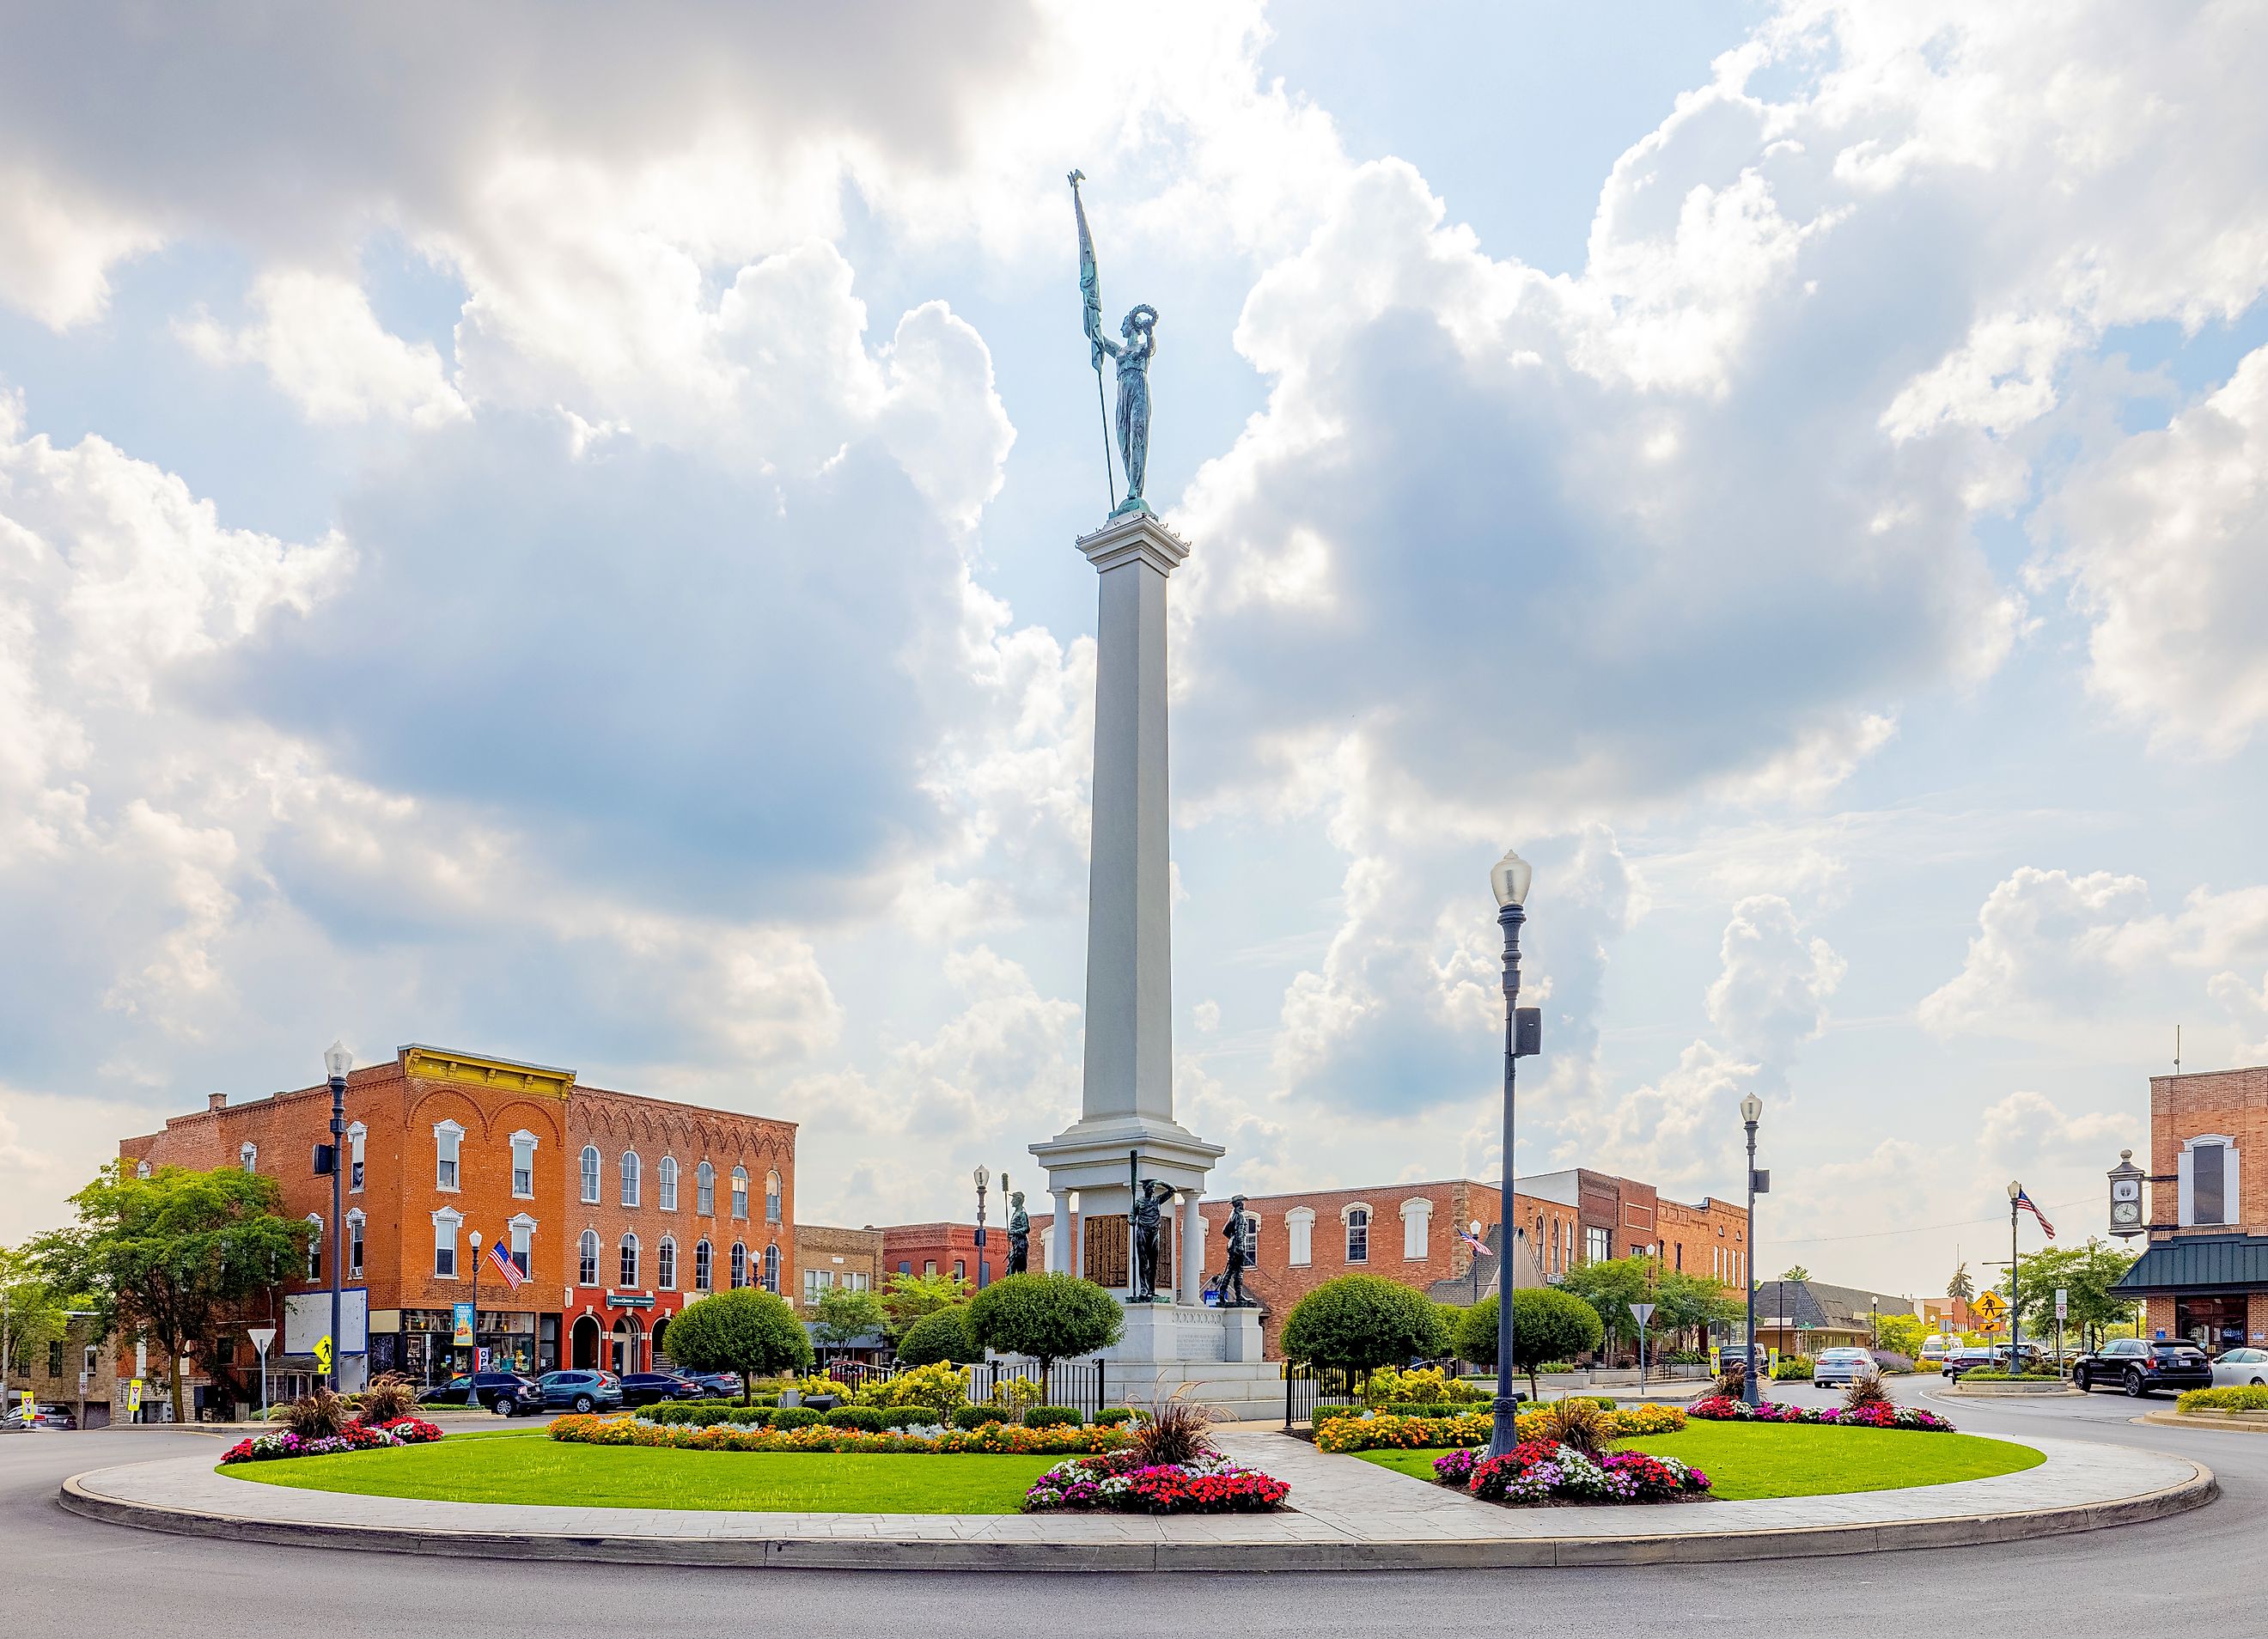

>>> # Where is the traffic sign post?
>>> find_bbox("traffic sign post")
[248,1325,277,1418]
[2055,1289,2068,1371]
[1631,1302,1657,1388]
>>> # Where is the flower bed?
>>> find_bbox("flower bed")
[2176,1385,2268,1414]
[550,1411,1130,1456]
[1436,1440,1710,1505]
[1314,1401,1685,1453]
[1022,1451,1289,1514]
[1689,1395,1954,1432]
[222,1417,444,1465]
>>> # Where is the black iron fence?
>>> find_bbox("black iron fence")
[1281,1362,1363,1429]
[818,1357,1115,1421]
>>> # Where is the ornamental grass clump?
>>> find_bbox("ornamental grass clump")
[1842,1370,1893,1413]
[267,1386,354,1440]
[352,1374,421,1425]
[1531,1394,1615,1459]
[1131,1398,1216,1467]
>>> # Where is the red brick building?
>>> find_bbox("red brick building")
[879,1222,997,1290]
[116,1043,795,1411]
[796,1224,883,1311]
[2114,1064,2268,1350]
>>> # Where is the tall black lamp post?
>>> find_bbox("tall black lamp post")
[1486,848,1538,1461]
[2007,1179,2023,1366]
[324,1040,351,1393]
[973,1166,990,1289]
[1741,1092,1764,1406]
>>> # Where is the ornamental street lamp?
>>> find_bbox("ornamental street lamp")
[1741,1092,1764,1407]
[469,1231,483,1374]
[323,1040,351,1393]
[973,1165,991,1289]
[2007,1179,2023,1368]
[1486,848,1539,1462]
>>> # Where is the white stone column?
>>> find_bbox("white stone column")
[1050,1190,1074,1277]
[1078,516,1188,1124]
[1180,1193,1205,1307]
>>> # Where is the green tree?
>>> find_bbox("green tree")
[880,1269,972,1340]
[1947,1262,1975,1302]
[894,1306,980,1367]
[1453,1288,1606,1399]
[1780,1264,1812,1282]
[1556,1256,1655,1354]
[810,1286,888,1356]
[965,1273,1122,1375]
[31,1161,311,1423]
[1648,1270,1742,1350]
[1281,1275,1451,1384]
[1,1244,70,1386]
[1998,1239,2139,1348]
[1873,1312,1930,1359]
[662,1289,811,1403]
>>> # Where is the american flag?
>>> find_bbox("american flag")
[1457,1224,1491,1258]
[488,1233,527,1289]
[2014,1189,2057,1240]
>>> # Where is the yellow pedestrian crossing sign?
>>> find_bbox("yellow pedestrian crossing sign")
[314,1335,332,1375]
[1973,1291,2007,1324]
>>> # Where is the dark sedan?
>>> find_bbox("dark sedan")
[418,1372,545,1416]
[2072,1337,2213,1397]
[616,1372,704,1406]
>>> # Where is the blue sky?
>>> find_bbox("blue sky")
[3,2,2265,1298]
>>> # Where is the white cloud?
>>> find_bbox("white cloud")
[1919,868,2152,1037]
[178,269,468,428]
[1704,895,1846,1075]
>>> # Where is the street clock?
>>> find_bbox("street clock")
[2107,1149,2147,1239]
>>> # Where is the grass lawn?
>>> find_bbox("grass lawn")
[222,1435,1059,1513]
[1355,1422,2043,1500]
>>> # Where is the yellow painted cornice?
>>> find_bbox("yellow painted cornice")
[400,1045,576,1100]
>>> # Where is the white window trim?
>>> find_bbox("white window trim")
[347,1122,366,1194]
[732,1166,749,1221]
[432,1118,465,1192]
[657,1234,678,1290]
[346,1209,366,1279]
[509,1130,539,1199]
[241,1142,258,1173]
[659,1155,679,1212]
[431,1206,464,1279]
[1341,1202,1373,1264]
[620,1231,641,1289]
[136,1160,151,1179]
[507,1212,536,1276]
[1399,1197,1433,1260]
[305,1213,324,1282]
[1286,1206,1315,1268]
[580,1145,601,1205]
[621,1149,643,1209]
[578,1228,601,1287]
[2180,1135,2241,1228]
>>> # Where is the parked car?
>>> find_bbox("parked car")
[418,1372,545,1416]
[616,1371,704,1406]
[1,1401,75,1431]
[1811,1347,1878,1386]
[684,1371,742,1398]
[536,1369,625,1413]
[2210,1346,2268,1387]
[1940,1345,1997,1380]
[2071,1338,2213,1397]
[1918,1336,1949,1363]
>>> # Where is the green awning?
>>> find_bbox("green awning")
[2112,1235,2268,1295]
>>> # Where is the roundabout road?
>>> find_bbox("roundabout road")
[4,1378,2249,1639]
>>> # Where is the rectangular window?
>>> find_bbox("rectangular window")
[510,1221,530,1276]
[349,1216,364,1280]
[49,1341,64,1377]
[436,1126,460,1191]
[1345,1215,1368,1264]
[924,1260,937,1277]
[733,1173,748,1219]
[435,1218,458,1278]
[1585,1226,1609,1264]
[512,1136,535,1198]
[349,1127,365,1193]
[2195,1144,2227,1226]
[952,1259,966,1282]
[660,1161,678,1212]
[1288,1216,1313,1267]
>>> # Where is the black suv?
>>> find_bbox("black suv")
[617,1372,704,1406]
[2072,1338,2212,1398]
[418,1371,545,1416]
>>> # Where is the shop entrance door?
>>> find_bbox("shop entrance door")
[2176,1294,2248,1353]
[570,1314,600,1370]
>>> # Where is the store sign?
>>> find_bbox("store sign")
[606,1291,655,1309]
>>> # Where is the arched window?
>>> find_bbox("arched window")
[135,1159,150,1179]
[730,1241,747,1289]
[696,1161,715,1216]
[348,1123,366,1192]
[1285,1207,1314,1267]
[658,1155,679,1211]
[347,1209,365,1280]
[619,1233,640,1289]
[1344,1205,1370,1264]
[509,1130,537,1198]
[433,1119,463,1191]
[762,1242,780,1293]
[1399,1198,1432,1260]
[657,1236,677,1291]
[580,1146,601,1204]
[305,1214,323,1282]
[765,1170,782,1224]
[241,1142,258,1173]
[694,1239,713,1292]
[731,1166,749,1220]
[578,1229,601,1287]
[620,1149,642,1209]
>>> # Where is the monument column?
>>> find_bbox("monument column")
[1050,1189,1074,1276]
[1180,1192,1205,1306]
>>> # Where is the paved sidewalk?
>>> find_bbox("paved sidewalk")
[59,1427,2212,1570]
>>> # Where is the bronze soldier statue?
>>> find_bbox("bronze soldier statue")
[1130,1179,1173,1302]
[1006,1191,1030,1276]
[1211,1194,1258,1307]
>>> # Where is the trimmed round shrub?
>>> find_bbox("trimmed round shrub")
[660,1288,814,1401]
[952,1406,1006,1430]
[1282,1275,1452,1380]
[767,1406,824,1431]
[1094,1407,1138,1428]
[896,1306,980,1367]
[822,1405,891,1430]
[1454,1288,1606,1395]
[1024,1405,1082,1429]
[966,1272,1123,1373]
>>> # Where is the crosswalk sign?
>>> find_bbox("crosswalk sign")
[1973,1291,2007,1324]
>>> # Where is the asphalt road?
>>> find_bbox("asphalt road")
[5,1380,2253,1639]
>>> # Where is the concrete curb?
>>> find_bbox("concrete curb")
[56,1454,2218,1572]
[1942,1382,2082,1398]
[2140,1410,2268,1434]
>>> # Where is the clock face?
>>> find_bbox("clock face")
[2113,1179,2141,1202]
[2112,1200,2141,1225]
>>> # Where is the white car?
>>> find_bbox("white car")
[1810,1347,1877,1386]
[2211,1347,2268,1386]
